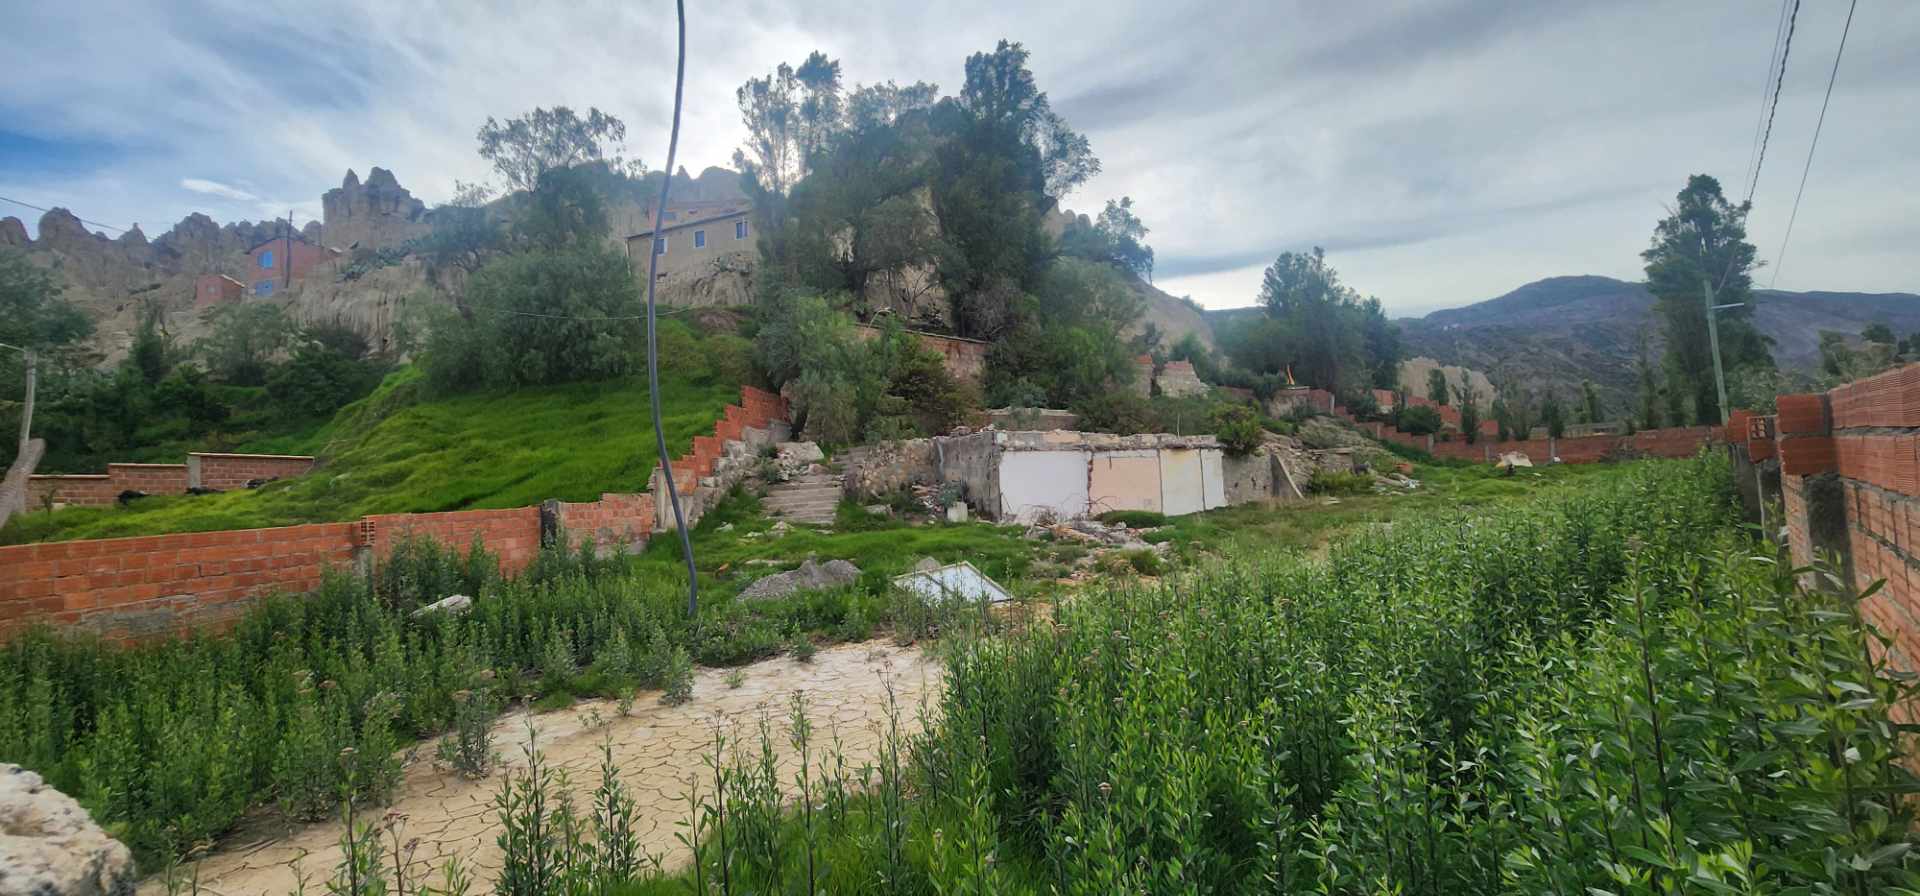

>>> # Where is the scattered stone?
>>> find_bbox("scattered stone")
[1496,451,1534,472]
[945,503,969,523]
[863,504,892,518]
[717,523,734,532]
[738,559,863,602]
[0,764,135,896]
[911,556,942,573]
[411,594,473,618]
[769,521,790,536]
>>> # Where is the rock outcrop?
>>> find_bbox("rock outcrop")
[321,167,428,250]
[0,217,26,247]
[0,764,135,896]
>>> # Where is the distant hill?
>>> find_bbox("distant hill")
[1397,276,1920,406]
[1205,276,1919,408]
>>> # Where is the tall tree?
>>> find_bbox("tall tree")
[1635,333,1661,428]
[1427,368,1450,405]
[1455,380,1482,444]
[1641,174,1772,424]
[476,107,643,193]
[1059,197,1154,279]
[734,52,846,197]
[1580,380,1603,424]
[1254,247,1366,394]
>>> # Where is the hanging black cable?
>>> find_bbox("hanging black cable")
[1772,0,1856,288]
[643,0,699,617]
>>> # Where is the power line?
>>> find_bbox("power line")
[1741,0,1795,198]
[1772,0,1856,289]
[1747,0,1801,205]
[0,195,130,234]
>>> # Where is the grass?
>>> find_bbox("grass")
[1,365,738,544]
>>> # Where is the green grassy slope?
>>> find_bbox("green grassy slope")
[2,366,739,544]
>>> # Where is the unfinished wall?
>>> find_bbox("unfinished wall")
[0,523,360,643]
[999,450,1091,523]
[188,453,317,490]
[1088,449,1162,514]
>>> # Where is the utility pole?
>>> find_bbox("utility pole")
[18,348,33,458]
[1702,276,1730,426]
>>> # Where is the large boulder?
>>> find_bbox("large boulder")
[0,765,134,896]
[738,558,861,602]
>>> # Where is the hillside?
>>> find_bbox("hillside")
[0,363,738,544]
[1395,276,1920,405]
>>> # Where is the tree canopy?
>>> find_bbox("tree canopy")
[1641,174,1773,425]
[476,106,645,194]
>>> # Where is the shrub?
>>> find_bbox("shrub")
[419,246,640,393]
[1095,510,1167,529]
[1307,469,1373,495]
[1213,404,1263,455]
[1120,548,1164,575]
[1396,403,1443,435]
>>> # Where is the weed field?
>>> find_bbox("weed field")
[637,454,1920,894]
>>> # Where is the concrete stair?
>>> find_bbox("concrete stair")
[762,471,842,525]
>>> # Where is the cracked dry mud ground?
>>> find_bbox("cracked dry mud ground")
[137,640,939,895]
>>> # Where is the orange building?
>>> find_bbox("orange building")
[243,233,338,296]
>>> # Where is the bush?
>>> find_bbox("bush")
[265,340,383,420]
[1396,403,1443,435]
[1095,509,1168,529]
[420,246,640,393]
[1306,469,1373,495]
[1213,404,1263,455]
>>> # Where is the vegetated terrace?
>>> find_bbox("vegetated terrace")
[8,452,1917,895]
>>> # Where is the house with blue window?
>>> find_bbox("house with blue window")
[242,230,341,295]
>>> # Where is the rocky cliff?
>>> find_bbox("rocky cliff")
[321,167,428,251]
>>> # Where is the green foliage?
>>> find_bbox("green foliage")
[421,246,639,392]
[985,258,1142,409]
[475,106,644,194]
[1541,387,1567,438]
[511,164,611,250]
[0,247,90,351]
[1307,469,1374,495]
[198,302,295,386]
[1058,197,1153,278]
[1426,367,1449,404]
[1642,174,1773,424]
[1095,509,1168,529]
[755,296,975,446]
[1218,247,1402,397]
[266,338,384,421]
[2,364,736,544]
[1397,403,1443,435]
[1214,403,1263,455]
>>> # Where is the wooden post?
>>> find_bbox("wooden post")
[16,348,32,457]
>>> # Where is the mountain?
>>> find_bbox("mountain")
[1397,276,1920,407]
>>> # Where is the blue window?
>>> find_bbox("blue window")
[654,237,667,255]
[693,229,706,249]
[259,249,274,269]
[735,220,748,240]
[255,280,274,296]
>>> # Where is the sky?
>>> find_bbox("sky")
[3,0,1915,317]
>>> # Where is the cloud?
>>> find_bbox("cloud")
[180,178,260,202]
[0,0,1913,315]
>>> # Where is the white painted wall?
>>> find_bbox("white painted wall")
[1200,448,1227,510]
[1159,449,1205,516]
[998,450,1091,523]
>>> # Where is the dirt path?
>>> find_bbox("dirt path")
[140,641,939,895]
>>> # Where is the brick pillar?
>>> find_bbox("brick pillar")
[1776,393,1849,585]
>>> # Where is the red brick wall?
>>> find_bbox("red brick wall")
[363,507,542,578]
[193,274,244,309]
[553,492,654,555]
[30,463,194,507]
[26,475,116,507]
[246,237,335,291]
[1761,364,1920,676]
[190,453,317,491]
[0,523,358,642]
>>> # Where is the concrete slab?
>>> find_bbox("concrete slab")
[1160,448,1205,516]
